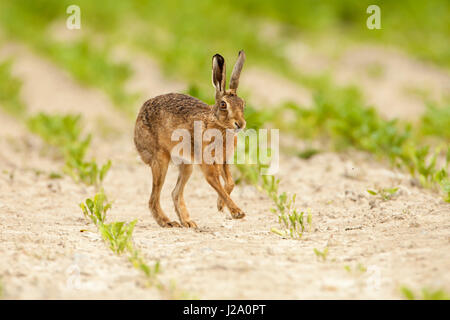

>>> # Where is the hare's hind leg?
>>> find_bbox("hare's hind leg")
[201,164,245,219]
[149,153,181,228]
[217,164,235,212]
[172,164,197,228]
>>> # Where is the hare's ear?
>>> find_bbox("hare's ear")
[229,50,246,94]
[212,54,226,98]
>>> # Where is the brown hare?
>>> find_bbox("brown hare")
[134,51,247,228]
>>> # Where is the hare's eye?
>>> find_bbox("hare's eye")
[220,101,227,109]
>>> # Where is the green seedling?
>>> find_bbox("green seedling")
[80,190,161,285]
[80,190,111,226]
[271,193,312,239]
[440,178,450,203]
[48,172,62,179]
[27,113,84,148]
[66,158,112,186]
[162,279,199,300]
[420,101,450,141]
[307,210,313,231]
[401,145,449,201]
[298,148,320,159]
[98,220,137,255]
[345,263,367,274]
[357,263,367,273]
[367,187,399,201]
[0,59,26,118]
[128,249,161,283]
[314,247,329,262]
[270,227,285,237]
[401,286,450,300]
[27,113,111,187]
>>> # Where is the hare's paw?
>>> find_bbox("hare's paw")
[161,220,182,228]
[181,220,198,228]
[217,198,225,212]
[230,208,246,219]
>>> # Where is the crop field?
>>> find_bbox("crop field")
[0,0,449,299]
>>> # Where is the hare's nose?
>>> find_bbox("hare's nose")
[234,122,241,129]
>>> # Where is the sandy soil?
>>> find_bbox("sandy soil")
[0,44,449,299]
[241,68,312,107]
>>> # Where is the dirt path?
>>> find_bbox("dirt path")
[2,121,448,299]
[0,45,449,299]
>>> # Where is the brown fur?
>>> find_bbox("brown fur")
[134,51,247,228]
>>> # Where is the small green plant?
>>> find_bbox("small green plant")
[367,187,399,201]
[0,59,26,118]
[420,101,450,141]
[80,190,161,285]
[98,220,137,255]
[80,189,111,225]
[271,193,312,239]
[48,172,63,179]
[128,249,161,282]
[344,263,367,274]
[66,158,112,186]
[440,179,450,203]
[357,263,367,273]
[27,113,111,186]
[27,113,84,148]
[297,148,320,159]
[401,286,450,300]
[314,247,329,262]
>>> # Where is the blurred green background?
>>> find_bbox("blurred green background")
[0,0,448,97]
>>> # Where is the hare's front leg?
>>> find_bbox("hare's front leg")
[217,164,235,212]
[172,164,197,228]
[201,164,245,219]
[149,153,181,228]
